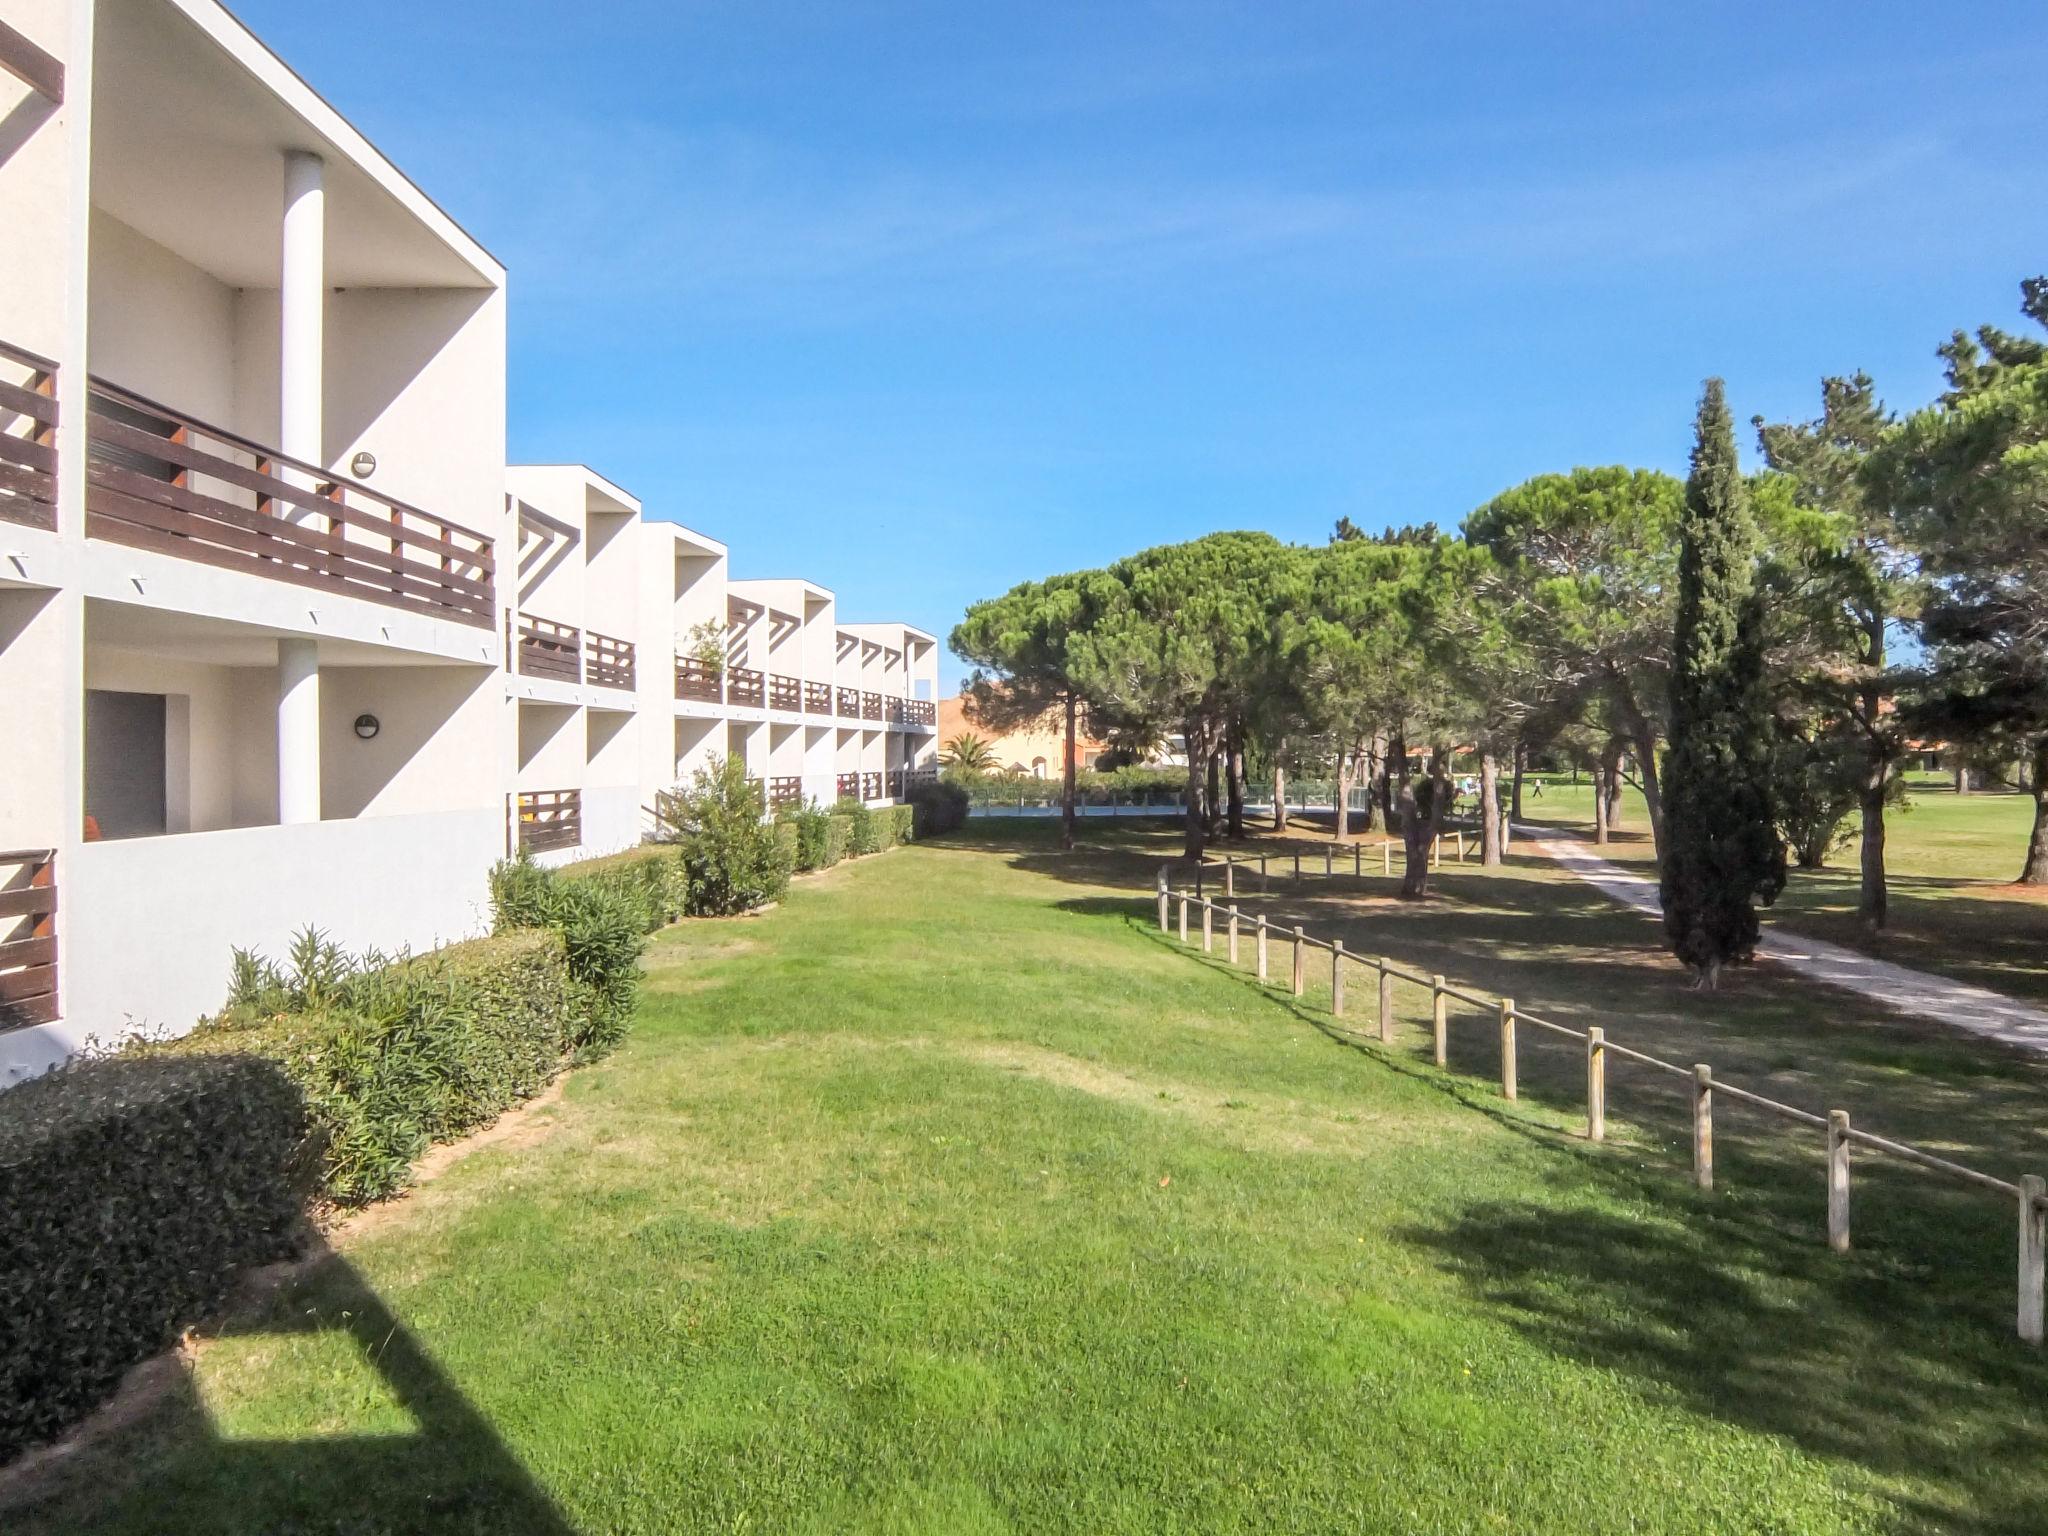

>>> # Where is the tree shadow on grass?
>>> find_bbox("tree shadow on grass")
[11,1241,577,1536]
[1107,917,2048,1531]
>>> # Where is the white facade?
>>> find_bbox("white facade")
[0,0,937,1081]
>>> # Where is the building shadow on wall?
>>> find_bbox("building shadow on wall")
[13,1241,578,1535]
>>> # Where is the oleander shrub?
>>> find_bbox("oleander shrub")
[172,929,583,1206]
[844,798,880,857]
[781,801,835,872]
[667,755,793,915]
[490,856,649,1050]
[873,804,914,850]
[908,779,970,837]
[0,1054,308,1460]
[773,819,801,870]
[823,813,852,868]
[557,846,692,933]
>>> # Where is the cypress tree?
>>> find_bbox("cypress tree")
[1660,379,1787,984]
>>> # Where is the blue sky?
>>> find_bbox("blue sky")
[238,0,2048,691]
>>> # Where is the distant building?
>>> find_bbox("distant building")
[937,696,1111,777]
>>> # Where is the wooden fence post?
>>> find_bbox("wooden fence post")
[1378,960,1394,1046]
[1156,868,1169,932]
[1828,1110,1851,1253]
[1178,894,1188,944]
[1692,1065,1713,1191]
[1201,900,1213,954]
[1431,975,1448,1067]
[1256,916,1269,981]
[1586,1027,1606,1142]
[1293,849,1301,883]
[1353,843,1361,877]
[2021,1176,2045,1346]
[1499,998,1517,1101]
[1228,905,1240,965]
[1291,927,1305,997]
[1433,834,1441,867]
[1456,830,1466,861]
[1331,941,1346,1017]
[1224,861,1235,897]
[1324,844,1333,877]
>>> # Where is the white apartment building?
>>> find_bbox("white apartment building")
[0,0,937,1083]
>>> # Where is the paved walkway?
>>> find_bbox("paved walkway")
[1519,828,2048,1057]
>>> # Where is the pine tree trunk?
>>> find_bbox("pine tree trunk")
[1060,691,1078,853]
[2022,740,2048,887]
[1205,753,1222,839]
[1273,759,1289,831]
[1400,754,1450,898]
[1182,730,1208,862]
[1335,747,1355,841]
[1382,730,1405,825]
[1227,733,1246,840]
[1612,683,1667,860]
[1479,749,1503,867]
[1601,741,1626,831]
[1510,741,1525,821]
[1956,763,1973,796]
[1591,755,1611,845]
[1358,740,1380,833]
[1857,767,1888,927]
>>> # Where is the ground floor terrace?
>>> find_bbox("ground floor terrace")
[11,813,2047,1534]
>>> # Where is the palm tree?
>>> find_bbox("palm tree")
[942,732,997,775]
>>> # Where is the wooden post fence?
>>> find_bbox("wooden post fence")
[1324,844,1333,877]
[1157,869,1169,932]
[1331,940,1346,1017]
[1353,844,1361,877]
[1291,927,1305,997]
[1382,841,1392,875]
[1178,894,1188,945]
[1378,960,1394,1046]
[1202,900,1213,954]
[2022,1177,2046,1346]
[1828,1111,1852,1252]
[1586,1027,1606,1142]
[1256,916,1269,981]
[1224,861,1235,897]
[1432,975,1448,1068]
[1693,1065,1714,1192]
[1228,905,1240,966]
[1499,998,1517,1101]
[1293,849,1301,882]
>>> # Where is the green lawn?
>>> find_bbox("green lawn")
[15,822,2048,1534]
[1516,775,2048,1005]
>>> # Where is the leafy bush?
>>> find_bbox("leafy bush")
[173,930,586,1206]
[558,846,692,932]
[823,813,852,868]
[490,854,651,1047]
[780,801,835,872]
[873,805,915,850]
[908,779,970,837]
[668,755,793,915]
[843,798,880,856]
[0,1054,308,1459]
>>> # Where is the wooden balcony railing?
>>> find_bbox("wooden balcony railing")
[804,681,834,715]
[85,378,494,626]
[0,849,58,1031]
[517,614,581,682]
[675,655,722,703]
[767,673,801,711]
[907,764,939,787]
[886,768,905,798]
[728,666,765,708]
[903,699,935,728]
[512,789,580,853]
[836,772,860,801]
[885,697,904,724]
[837,686,861,718]
[0,340,58,532]
[862,692,883,722]
[585,630,635,690]
[769,775,802,808]
[861,771,884,802]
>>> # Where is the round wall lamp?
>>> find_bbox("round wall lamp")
[353,713,381,741]
[350,451,378,479]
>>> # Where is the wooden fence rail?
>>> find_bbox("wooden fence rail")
[1156,857,2048,1345]
[0,338,58,532]
[0,849,58,1031]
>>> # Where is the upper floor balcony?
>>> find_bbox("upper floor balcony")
[0,340,58,533]
[85,377,496,627]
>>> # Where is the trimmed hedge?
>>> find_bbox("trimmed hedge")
[0,1054,308,1460]
[908,779,970,837]
[823,813,852,868]
[164,930,588,1207]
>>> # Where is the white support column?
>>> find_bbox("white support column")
[278,638,321,824]
[280,150,325,472]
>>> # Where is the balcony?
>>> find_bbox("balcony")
[886,768,904,798]
[804,681,833,715]
[861,771,883,802]
[0,340,58,532]
[904,699,935,728]
[769,775,801,808]
[767,673,801,712]
[585,630,636,691]
[727,666,766,708]
[836,772,859,801]
[517,614,581,682]
[862,691,883,722]
[0,850,58,1032]
[837,686,861,718]
[84,378,495,626]
[512,789,580,853]
[885,697,904,724]
[675,656,722,704]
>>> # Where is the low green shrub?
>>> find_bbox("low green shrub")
[874,804,914,850]
[170,929,584,1206]
[666,756,793,915]
[823,813,852,868]
[844,799,880,856]
[773,819,800,871]
[908,779,970,836]
[490,854,650,1049]
[0,1054,308,1460]
[780,801,835,872]
[557,846,691,932]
